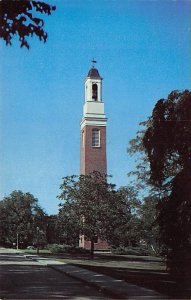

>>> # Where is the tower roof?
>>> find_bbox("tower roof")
[87,67,102,79]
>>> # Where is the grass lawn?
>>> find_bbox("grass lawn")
[56,253,184,299]
[21,249,51,255]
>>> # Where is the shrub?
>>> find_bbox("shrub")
[111,246,153,256]
[47,244,65,254]
[47,244,89,254]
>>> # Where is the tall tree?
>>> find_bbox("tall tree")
[143,90,191,188]
[58,172,133,257]
[128,120,151,189]
[57,203,80,246]
[139,196,160,253]
[0,0,56,48]
[0,190,46,247]
[128,124,161,254]
[108,186,142,248]
[129,90,191,293]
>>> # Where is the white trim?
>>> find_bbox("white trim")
[80,117,107,129]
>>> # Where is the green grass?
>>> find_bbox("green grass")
[56,254,182,298]
[62,256,165,271]
[21,249,51,255]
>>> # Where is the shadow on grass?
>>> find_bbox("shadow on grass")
[68,263,189,299]
[40,252,163,262]
[96,253,163,263]
[25,252,190,299]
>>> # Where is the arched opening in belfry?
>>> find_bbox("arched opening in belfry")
[92,83,98,101]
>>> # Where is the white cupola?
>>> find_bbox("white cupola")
[85,67,102,102]
[81,63,107,128]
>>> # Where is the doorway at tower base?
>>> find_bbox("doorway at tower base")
[79,235,109,250]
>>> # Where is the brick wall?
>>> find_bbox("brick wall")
[80,125,107,175]
[80,124,109,250]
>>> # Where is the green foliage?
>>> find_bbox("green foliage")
[143,90,191,188]
[47,243,67,254]
[58,172,138,252]
[127,120,154,193]
[131,90,191,290]
[109,215,142,248]
[57,202,80,246]
[47,243,89,254]
[157,167,191,283]
[107,186,142,248]
[0,0,56,48]
[127,89,191,293]
[111,246,152,256]
[0,190,46,246]
[46,215,60,244]
[139,196,160,254]
[110,194,160,253]
[58,172,112,242]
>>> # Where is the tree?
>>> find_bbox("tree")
[108,186,142,248]
[128,121,151,189]
[57,203,80,246]
[129,90,191,293]
[58,172,133,257]
[0,0,56,49]
[45,215,60,244]
[139,196,160,253]
[127,126,161,255]
[143,90,191,188]
[0,190,46,247]
[157,168,191,278]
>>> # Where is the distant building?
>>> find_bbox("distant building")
[79,63,108,250]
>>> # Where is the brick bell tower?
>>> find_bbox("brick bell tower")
[80,61,108,250]
[80,62,107,175]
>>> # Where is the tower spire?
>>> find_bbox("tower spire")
[91,58,97,68]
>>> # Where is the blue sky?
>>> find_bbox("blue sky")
[0,0,190,214]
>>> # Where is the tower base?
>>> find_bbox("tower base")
[79,235,109,251]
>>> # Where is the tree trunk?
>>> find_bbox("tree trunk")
[37,227,40,255]
[90,238,94,259]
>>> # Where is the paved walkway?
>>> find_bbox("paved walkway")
[29,254,168,299]
[49,263,168,299]
[0,249,106,299]
[0,249,168,299]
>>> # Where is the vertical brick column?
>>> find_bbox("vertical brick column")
[80,125,107,175]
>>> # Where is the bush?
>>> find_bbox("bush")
[47,244,89,254]
[111,246,153,256]
[46,244,64,254]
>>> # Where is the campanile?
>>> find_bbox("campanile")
[80,63,107,175]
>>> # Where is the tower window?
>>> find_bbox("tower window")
[92,83,98,101]
[92,129,100,147]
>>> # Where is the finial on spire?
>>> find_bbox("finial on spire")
[91,58,97,68]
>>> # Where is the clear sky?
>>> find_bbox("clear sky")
[0,0,190,214]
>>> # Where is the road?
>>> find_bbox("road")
[0,248,107,299]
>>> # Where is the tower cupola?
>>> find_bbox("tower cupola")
[85,65,102,103]
[82,63,106,128]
